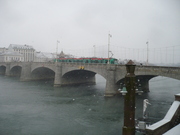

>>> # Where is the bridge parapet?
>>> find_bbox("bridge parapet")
[61,62,107,68]
[31,62,56,72]
[135,66,180,79]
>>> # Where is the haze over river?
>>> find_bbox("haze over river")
[0,75,179,135]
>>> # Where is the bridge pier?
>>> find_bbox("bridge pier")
[141,79,150,92]
[54,63,62,87]
[20,63,32,81]
[5,63,10,76]
[104,65,118,97]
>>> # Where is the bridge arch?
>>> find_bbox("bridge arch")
[115,74,157,93]
[0,65,6,75]
[135,72,180,81]
[10,63,23,69]
[31,63,55,73]
[0,64,6,67]
[115,73,180,93]
[58,63,108,86]
[61,69,96,86]
[31,67,55,80]
[61,63,107,80]
[10,66,22,77]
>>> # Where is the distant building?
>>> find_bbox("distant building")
[34,52,56,62]
[0,47,8,52]
[0,51,24,62]
[34,51,74,62]
[8,44,35,62]
[58,51,74,58]
[0,45,74,63]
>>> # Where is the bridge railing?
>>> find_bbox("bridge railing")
[136,66,180,72]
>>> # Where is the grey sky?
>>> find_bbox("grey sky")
[0,0,180,62]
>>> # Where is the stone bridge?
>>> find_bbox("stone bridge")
[0,62,180,96]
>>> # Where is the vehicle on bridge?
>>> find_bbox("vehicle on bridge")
[54,58,118,64]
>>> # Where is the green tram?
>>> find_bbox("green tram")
[54,58,118,64]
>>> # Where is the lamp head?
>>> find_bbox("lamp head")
[125,60,136,75]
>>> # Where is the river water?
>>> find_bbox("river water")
[0,75,179,135]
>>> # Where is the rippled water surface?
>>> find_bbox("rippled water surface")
[0,75,179,135]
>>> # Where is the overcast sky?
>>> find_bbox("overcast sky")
[0,0,180,62]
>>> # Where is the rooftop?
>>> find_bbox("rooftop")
[9,44,35,50]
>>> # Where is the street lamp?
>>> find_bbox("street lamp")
[56,40,60,63]
[119,81,143,96]
[119,61,144,135]
[146,41,149,65]
[135,79,143,95]
[93,45,96,57]
[108,32,112,64]
[136,84,143,95]
[118,84,127,96]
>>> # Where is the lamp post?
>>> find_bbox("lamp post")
[93,45,96,57]
[146,41,149,65]
[108,32,112,64]
[122,60,136,135]
[56,40,60,63]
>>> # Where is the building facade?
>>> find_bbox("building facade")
[8,44,35,62]
[0,51,24,62]
[0,44,65,62]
